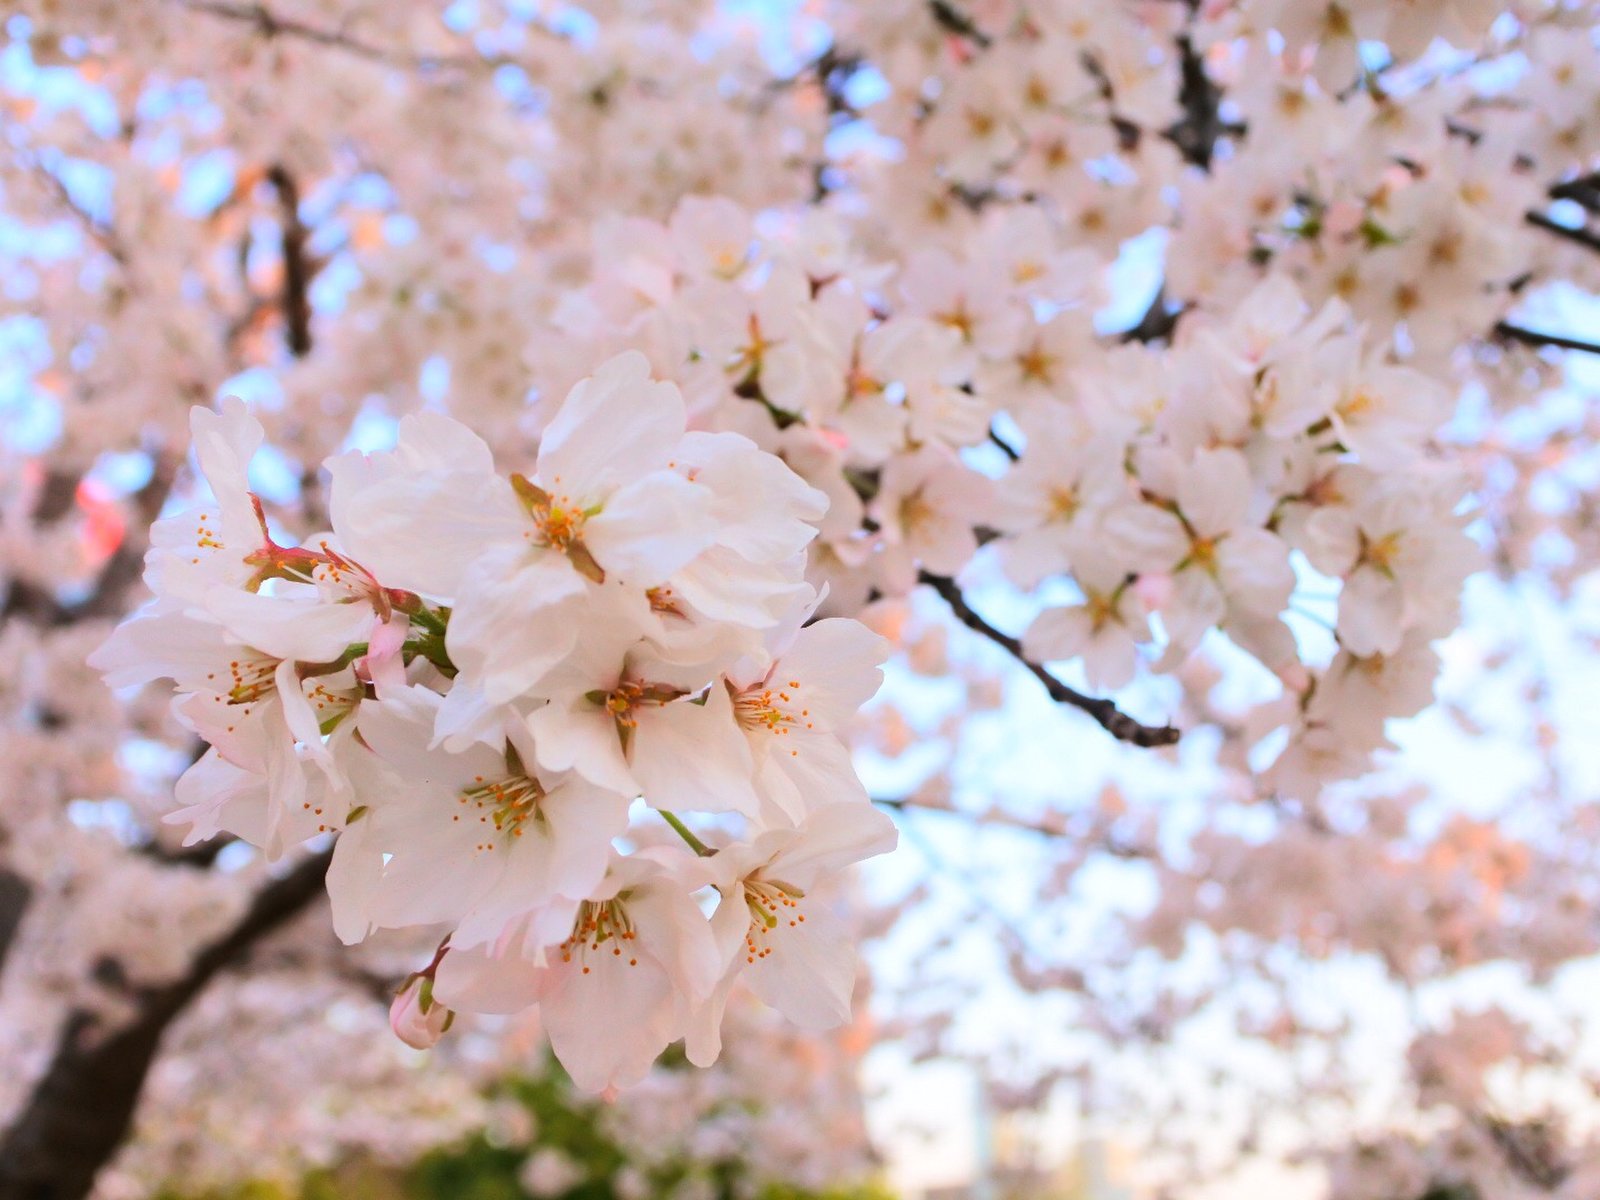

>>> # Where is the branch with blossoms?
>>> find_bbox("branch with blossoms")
[28,352,915,1196]
[15,2,1600,1196]
[917,571,1181,748]
[86,353,902,1100]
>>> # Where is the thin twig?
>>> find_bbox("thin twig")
[928,0,992,48]
[168,0,499,71]
[875,795,1153,855]
[1494,322,1600,357]
[18,155,132,267]
[1525,209,1600,255]
[766,44,862,121]
[917,571,1181,748]
[988,425,1021,462]
[886,799,1054,971]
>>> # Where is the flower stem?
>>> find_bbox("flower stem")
[658,810,713,857]
[403,633,456,677]
[296,642,368,679]
[410,605,449,637]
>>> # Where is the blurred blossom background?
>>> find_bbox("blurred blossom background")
[6,2,1600,1199]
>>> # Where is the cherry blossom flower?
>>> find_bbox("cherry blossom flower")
[436,851,723,1093]
[724,618,890,824]
[341,686,631,948]
[686,802,897,1067]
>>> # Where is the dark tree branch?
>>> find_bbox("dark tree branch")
[1164,33,1225,170]
[1549,173,1600,213]
[0,473,91,625]
[1477,1114,1571,1192]
[917,571,1181,748]
[31,472,82,524]
[1120,286,1184,344]
[0,850,333,1200]
[1494,322,1600,357]
[0,869,32,981]
[770,44,862,121]
[770,44,866,202]
[137,835,236,870]
[1525,209,1600,255]
[988,425,1021,462]
[266,164,314,358]
[928,0,992,48]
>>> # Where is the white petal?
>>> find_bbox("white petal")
[88,604,233,690]
[1337,568,1406,657]
[630,687,757,816]
[433,936,551,1015]
[1217,529,1295,618]
[536,351,685,499]
[756,729,869,824]
[767,802,898,887]
[446,549,588,703]
[190,399,265,554]
[583,472,717,586]
[327,809,385,945]
[204,590,375,663]
[542,956,678,1092]
[745,901,856,1030]
[1178,448,1252,539]
[771,619,889,729]
[526,702,638,796]
[335,470,525,597]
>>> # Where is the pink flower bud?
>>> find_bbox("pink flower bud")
[390,975,453,1050]
[360,612,411,691]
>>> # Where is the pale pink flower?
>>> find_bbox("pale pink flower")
[724,617,889,824]
[525,636,758,814]
[342,686,630,948]
[435,851,722,1093]
[686,802,897,1066]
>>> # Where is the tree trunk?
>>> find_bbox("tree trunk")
[0,851,331,1200]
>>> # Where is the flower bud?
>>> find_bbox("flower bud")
[390,973,454,1050]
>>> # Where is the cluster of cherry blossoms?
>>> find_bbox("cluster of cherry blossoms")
[14,0,1600,1194]
[532,195,1480,793]
[90,350,897,1091]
